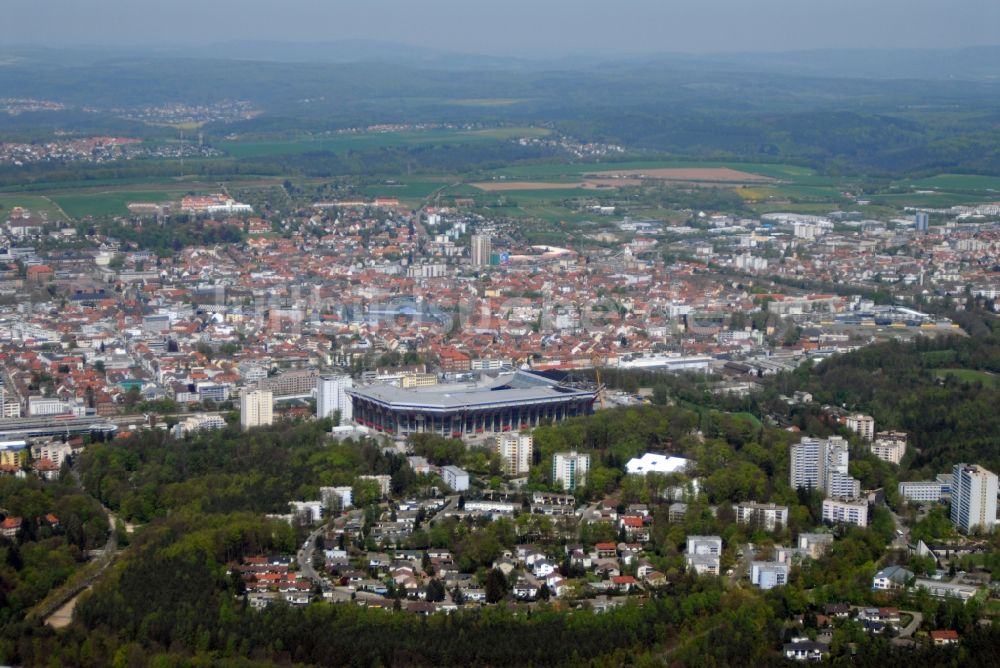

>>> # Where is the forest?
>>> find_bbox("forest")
[78,419,425,523]
[763,328,1000,478]
[0,473,109,627]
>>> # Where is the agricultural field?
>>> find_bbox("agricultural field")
[472,179,640,191]
[486,160,815,181]
[219,127,550,159]
[904,174,1000,192]
[583,166,774,183]
[871,191,1000,208]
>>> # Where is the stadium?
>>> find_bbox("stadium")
[347,370,596,438]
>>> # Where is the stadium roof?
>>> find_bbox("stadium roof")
[347,370,595,412]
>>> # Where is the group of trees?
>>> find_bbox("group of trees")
[78,420,427,523]
[0,475,109,627]
[90,218,244,254]
[766,329,1000,477]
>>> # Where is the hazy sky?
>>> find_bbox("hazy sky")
[5,0,1000,55]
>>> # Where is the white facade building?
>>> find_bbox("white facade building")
[751,561,790,590]
[317,374,353,423]
[822,498,869,527]
[899,479,949,504]
[685,535,722,576]
[552,451,590,491]
[28,396,68,417]
[845,414,875,441]
[30,441,73,468]
[734,503,789,531]
[950,463,998,534]
[441,465,470,492]
[871,431,907,465]
[470,234,492,267]
[240,389,274,430]
[495,433,533,476]
[790,437,824,491]
[790,436,860,499]
[320,486,354,510]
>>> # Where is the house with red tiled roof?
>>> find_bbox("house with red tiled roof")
[611,575,637,592]
[931,630,959,645]
[437,347,471,372]
[32,457,60,480]
[1,517,22,538]
[26,265,53,282]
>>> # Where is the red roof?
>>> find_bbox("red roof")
[930,630,959,640]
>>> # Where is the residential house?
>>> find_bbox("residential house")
[872,565,913,591]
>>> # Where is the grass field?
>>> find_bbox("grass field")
[220,127,550,159]
[359,178,455,202]
[905,174,1000,191]
[1,178,304,219]
[872,191,999,207]
[0,194,67,221]
[51,190,185,219]
[933,368,1000,387]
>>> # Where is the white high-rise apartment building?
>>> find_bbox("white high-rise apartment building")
[552,451,590,491]
[951,464,998,534]
[240,389,273,430]
[317,374,353,423]
[495,433,533,476]
[790,437,825,491]
[470,234,492,267]
[790,436,860,498]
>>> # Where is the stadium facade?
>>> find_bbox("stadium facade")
[347,370,596,437]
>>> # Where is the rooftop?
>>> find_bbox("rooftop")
[347,370,595,410]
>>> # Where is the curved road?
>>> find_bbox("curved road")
[40,465,126,628]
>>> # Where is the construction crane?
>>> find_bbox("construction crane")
[591,353,606,410]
